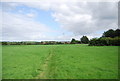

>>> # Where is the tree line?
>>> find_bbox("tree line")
[1,29,120,46]
[89,29,120,46]
[1,41,70,45]
[70,29,120,46]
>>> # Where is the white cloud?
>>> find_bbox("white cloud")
[52,2,118,35]
[2,11,52,41]
[17,1,118,35]
[1,0,119,2]
[1,1,118,41]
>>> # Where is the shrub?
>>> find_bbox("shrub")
[89,37,120,46]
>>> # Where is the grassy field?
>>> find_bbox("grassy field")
[2,44,118,79]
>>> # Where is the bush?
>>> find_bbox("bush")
[89,37,120,46]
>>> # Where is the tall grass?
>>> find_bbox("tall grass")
[2,45,118,79]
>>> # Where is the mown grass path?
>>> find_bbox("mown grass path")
[35,47,54,79]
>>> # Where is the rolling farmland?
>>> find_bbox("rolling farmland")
[2,44,118,79]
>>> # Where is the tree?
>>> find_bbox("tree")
[89,37,120,46]
[71,38,76,44]
[81,36,89,44]
[89,29,120,46]
[102,29,115,38]
[114,29,120,37]
[71,38,81,44]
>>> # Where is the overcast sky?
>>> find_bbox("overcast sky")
[0,0,118,41]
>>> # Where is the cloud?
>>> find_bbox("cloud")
[1,0,119,2]
[18,1,118,35]
[2,11,52,41]
[1,1,118,41]
[52,2,118,35]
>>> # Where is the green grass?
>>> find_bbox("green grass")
[0,45,2,80]
[2,44,118,79]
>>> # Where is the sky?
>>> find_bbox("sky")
[0,0,118,41]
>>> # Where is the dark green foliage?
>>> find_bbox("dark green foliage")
[81,36,89,44]
[70,38,81,44]
[102,29,115,38]
[2,42,8,45]
[89,37,120,46]
[75,40,81,44]
[1,42,39,45]
[89,29,120,46]
[1,41,68,45]
[114,29,120,37]
[102,29,120,38]
[71,38,76,44]
[56,42,63,44]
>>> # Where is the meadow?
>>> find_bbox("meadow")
[2,44,118,79]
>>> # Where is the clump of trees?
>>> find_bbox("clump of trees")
[89,29,120,46]
[70,38,81,44]
[102,29,120,38]
[81,36,89,44]
[89,37,120,46]
[70,36,89,44]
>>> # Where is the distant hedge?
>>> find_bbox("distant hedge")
[89,37,120,46]
[1,41,67,45]
[1,42,40,45]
